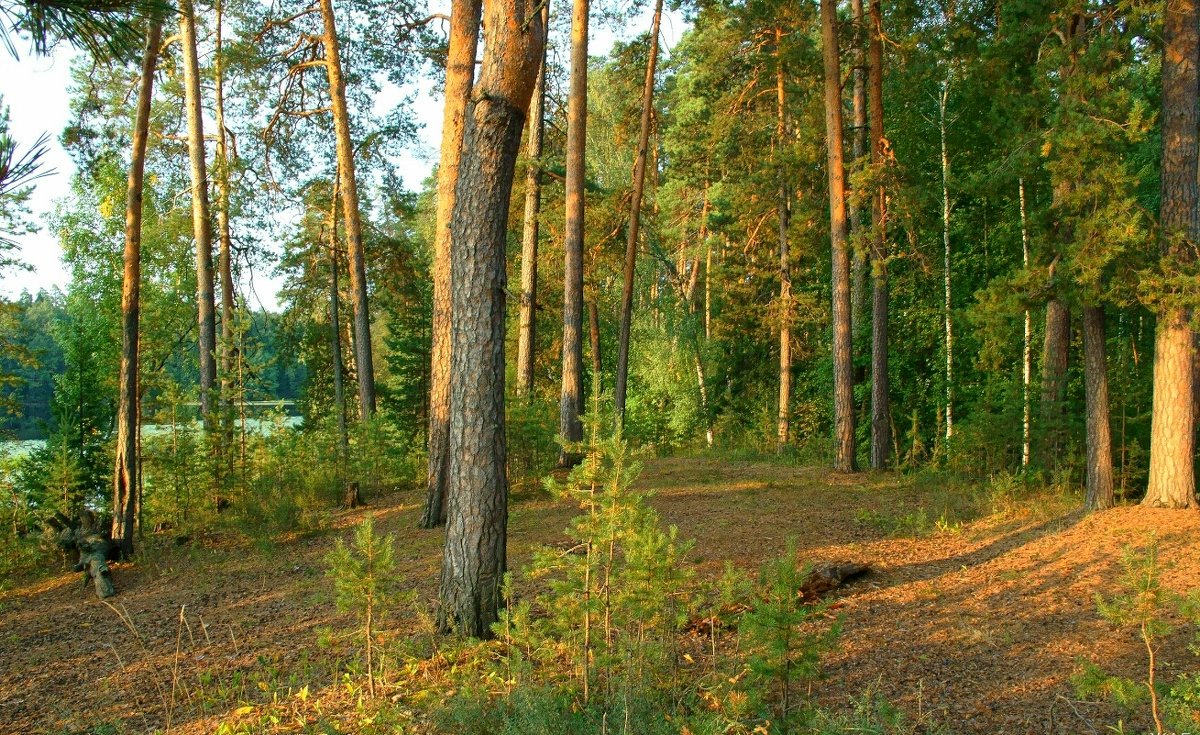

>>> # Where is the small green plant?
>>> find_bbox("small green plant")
[739,539,841,733]
[325,515,400,697]
[1073,539,1200,733]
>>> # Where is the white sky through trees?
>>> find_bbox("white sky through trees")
[0,4,684,310]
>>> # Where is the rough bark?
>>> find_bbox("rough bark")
[559,0,589,465]
[423,0,483,529]
[1040,296,1070,459]
[613,0,663,422]
[1083,306,1114,510]
[823,0,856,472]
[437,0,545,638]
[320,0,375,429]
[849,0,868,345]
[516,4,548,398]
[776,26,793,451]
[868,0,890,469]
[180,0,216,430]
[588,298,601,386]
[112,18,161,559]
[1145,0,1198,508]
[328,184,353,507]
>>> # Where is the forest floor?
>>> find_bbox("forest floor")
[3,456,1199,735]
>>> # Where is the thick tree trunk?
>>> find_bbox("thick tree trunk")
[320,0,376,429]
[437,0,545,638]
[1040,297,1070,459]
[180,0,217,431]
[868,0,890,469]
[113,19,161,559]
[849,0,868,346]
[613,0,663,423]
[559,0,590,464]
[776,26,793,451]
[1083,305,1114,510]
[516,5,548,398]
[1145,0,1198,508]
[423,0,483,529]
[822,0,856,472]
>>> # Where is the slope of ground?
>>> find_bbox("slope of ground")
[1,457,1196,734]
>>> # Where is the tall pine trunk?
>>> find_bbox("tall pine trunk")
[214,0,237,482]
[320,0,376,434]
[822,0,856,472]
[775,26,792,451]
[1040,296,1070,460]
[1020,178,1032,468]
[437,0,545,638]
[1145,0,1198,508]
[940,77,953,450]
[328,186,351,494]
[1083,305,1114,510]
[180,0,217,432]
[516,3,548,398]
[559,0,590,465]
[422,0,482,528]
[849,0,868,347]
[613,0,663,423]
[113,18,161,558]
[868,0,890,468]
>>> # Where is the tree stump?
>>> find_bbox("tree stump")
[71,535,116,599]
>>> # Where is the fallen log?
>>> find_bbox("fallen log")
[799,561,870,600]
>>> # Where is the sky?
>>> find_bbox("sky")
[0,6,685,310]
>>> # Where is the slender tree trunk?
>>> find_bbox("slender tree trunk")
[516,3,548,398]
[613,0,663,423]
[180,0,217,431]
[850,0,868,345]
[1145,0,1198,508]
[820,3,855,470]
[214,0,237,483]
[588,299,601,387]
[1020,178,1032,468]
[422,0,482,529]
[1083,305,1114,510]
[776,26,793,451]
[328,187,351,500]
[940,77,953,450]
[437,0,545,638]
[559,0,590,464]
[868,0,890,469]
[113,18,161,559]
[319,0,375,428]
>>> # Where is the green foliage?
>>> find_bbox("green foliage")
[325,515,401,696]
[740,541,842,732]
[1073,540,1200,732]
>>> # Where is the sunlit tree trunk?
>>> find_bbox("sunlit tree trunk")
[328,185,351,499]
[319,0,375,436]
[516,2,548,398]
[868,0,890,469]
[422,0,482,529]
[1083,306,1114,510]
[1020,178,1031,468]
[1040,294,1070,460]
[559,0,590,464]
[180,0,217,431]
[940,76,953,450]
[775,26,792,451]
[823,0,856,472]
[437,0,545,638]
[613,0,663,423]
[1145,0,1198,508]
[588,298,601,386]
[113,18,161,558]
